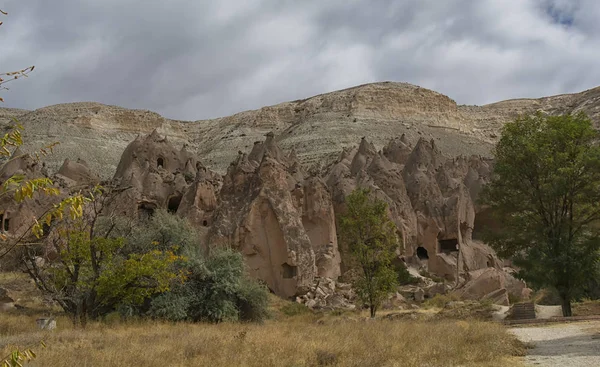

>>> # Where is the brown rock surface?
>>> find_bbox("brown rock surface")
[207,133,340,298]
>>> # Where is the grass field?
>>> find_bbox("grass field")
[0,311,526,367]
[0,272,527,366]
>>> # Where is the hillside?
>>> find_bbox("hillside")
[2,82,600,177]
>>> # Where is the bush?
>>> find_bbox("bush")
[394,262,419,285]
[148,249,270,323]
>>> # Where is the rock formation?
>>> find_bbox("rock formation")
[6,82,600,178]
[323,134,501,284]
[4,79,563,303]
[111,130,201,219]
[207,133,340,298]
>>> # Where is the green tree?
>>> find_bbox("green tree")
[339,188,399,318]
[23,207,185,326]
[480,112,600,317]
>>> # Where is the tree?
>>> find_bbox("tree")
[480,112,600,317]
[22,200,186,326]
[339,188,399,318]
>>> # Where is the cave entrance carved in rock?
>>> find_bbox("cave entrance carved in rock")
[282,263,297,279]
[138,202,157,220]
[167,195,182,214]
[416,246,429,260]
[438,238,458,253]
[0,212,8,232]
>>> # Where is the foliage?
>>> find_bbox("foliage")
[148,249,270,323]
[120,209,201,256]
[339,188,399,317]
[480,112,600,316]
[394,262,419,285]
[23,218,185,326]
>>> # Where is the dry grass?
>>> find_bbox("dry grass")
[0,311,525,367]
[573,299,600,317]
[0,273,525,366]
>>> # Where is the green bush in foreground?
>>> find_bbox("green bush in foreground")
[149,249,270,323]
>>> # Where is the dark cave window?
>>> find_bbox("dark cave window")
[157,157,164,169]
[416,246,429,260]
[167,196,182,214]
[282,263,297,279]
[438,239,458,253]
[202,220,208,227]
[0,213,7,232]
[138,203,156,220]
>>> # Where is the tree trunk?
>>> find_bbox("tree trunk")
[370,304,376,318]
[561,298,573,317]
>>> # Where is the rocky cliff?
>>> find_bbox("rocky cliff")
[4,82,600,179]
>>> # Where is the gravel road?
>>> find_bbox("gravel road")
[510,321,600,366]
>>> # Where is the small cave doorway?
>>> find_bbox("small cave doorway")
[138,202,156,220]
[0,212,9,233]
[167,195,182,214]
[202,220,208,227]
[416,246,429,260]
[157,157,165,169]
[282,263,297,279]
[438,238,459,253]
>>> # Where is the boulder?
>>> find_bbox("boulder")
[0,287,14,311]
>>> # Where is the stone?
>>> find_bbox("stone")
[424,283,448,299]
[0,287,15,311]
[36,318,56,330]
[207,134,340,298]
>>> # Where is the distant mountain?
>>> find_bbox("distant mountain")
[2,81,600,178]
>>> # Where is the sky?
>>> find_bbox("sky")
[0,0,599,121]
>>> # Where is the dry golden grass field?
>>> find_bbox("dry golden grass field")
[0,272,528,367]
[0,311,526,367]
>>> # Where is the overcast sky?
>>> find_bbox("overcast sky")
[1,0,599,121]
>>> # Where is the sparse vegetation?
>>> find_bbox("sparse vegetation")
[423,293,461,309]
[394,261,419,285]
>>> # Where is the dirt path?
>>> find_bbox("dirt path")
[509,321,600,366]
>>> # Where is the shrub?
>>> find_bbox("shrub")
[148,249,270,323]
[395,262,419,285]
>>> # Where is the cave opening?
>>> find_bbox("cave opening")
[157,157,164,169]
[282,263,297,279]
[0,213,8,232]
[167,195,182,214]
[416,246,429,260]
[138,202,156,220]
[439,238,458,253]
[202,220,208,227]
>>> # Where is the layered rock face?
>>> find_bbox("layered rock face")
[207,133,340,297]
[6,82,600,178]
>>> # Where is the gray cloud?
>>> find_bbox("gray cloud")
[1,0,599,120]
